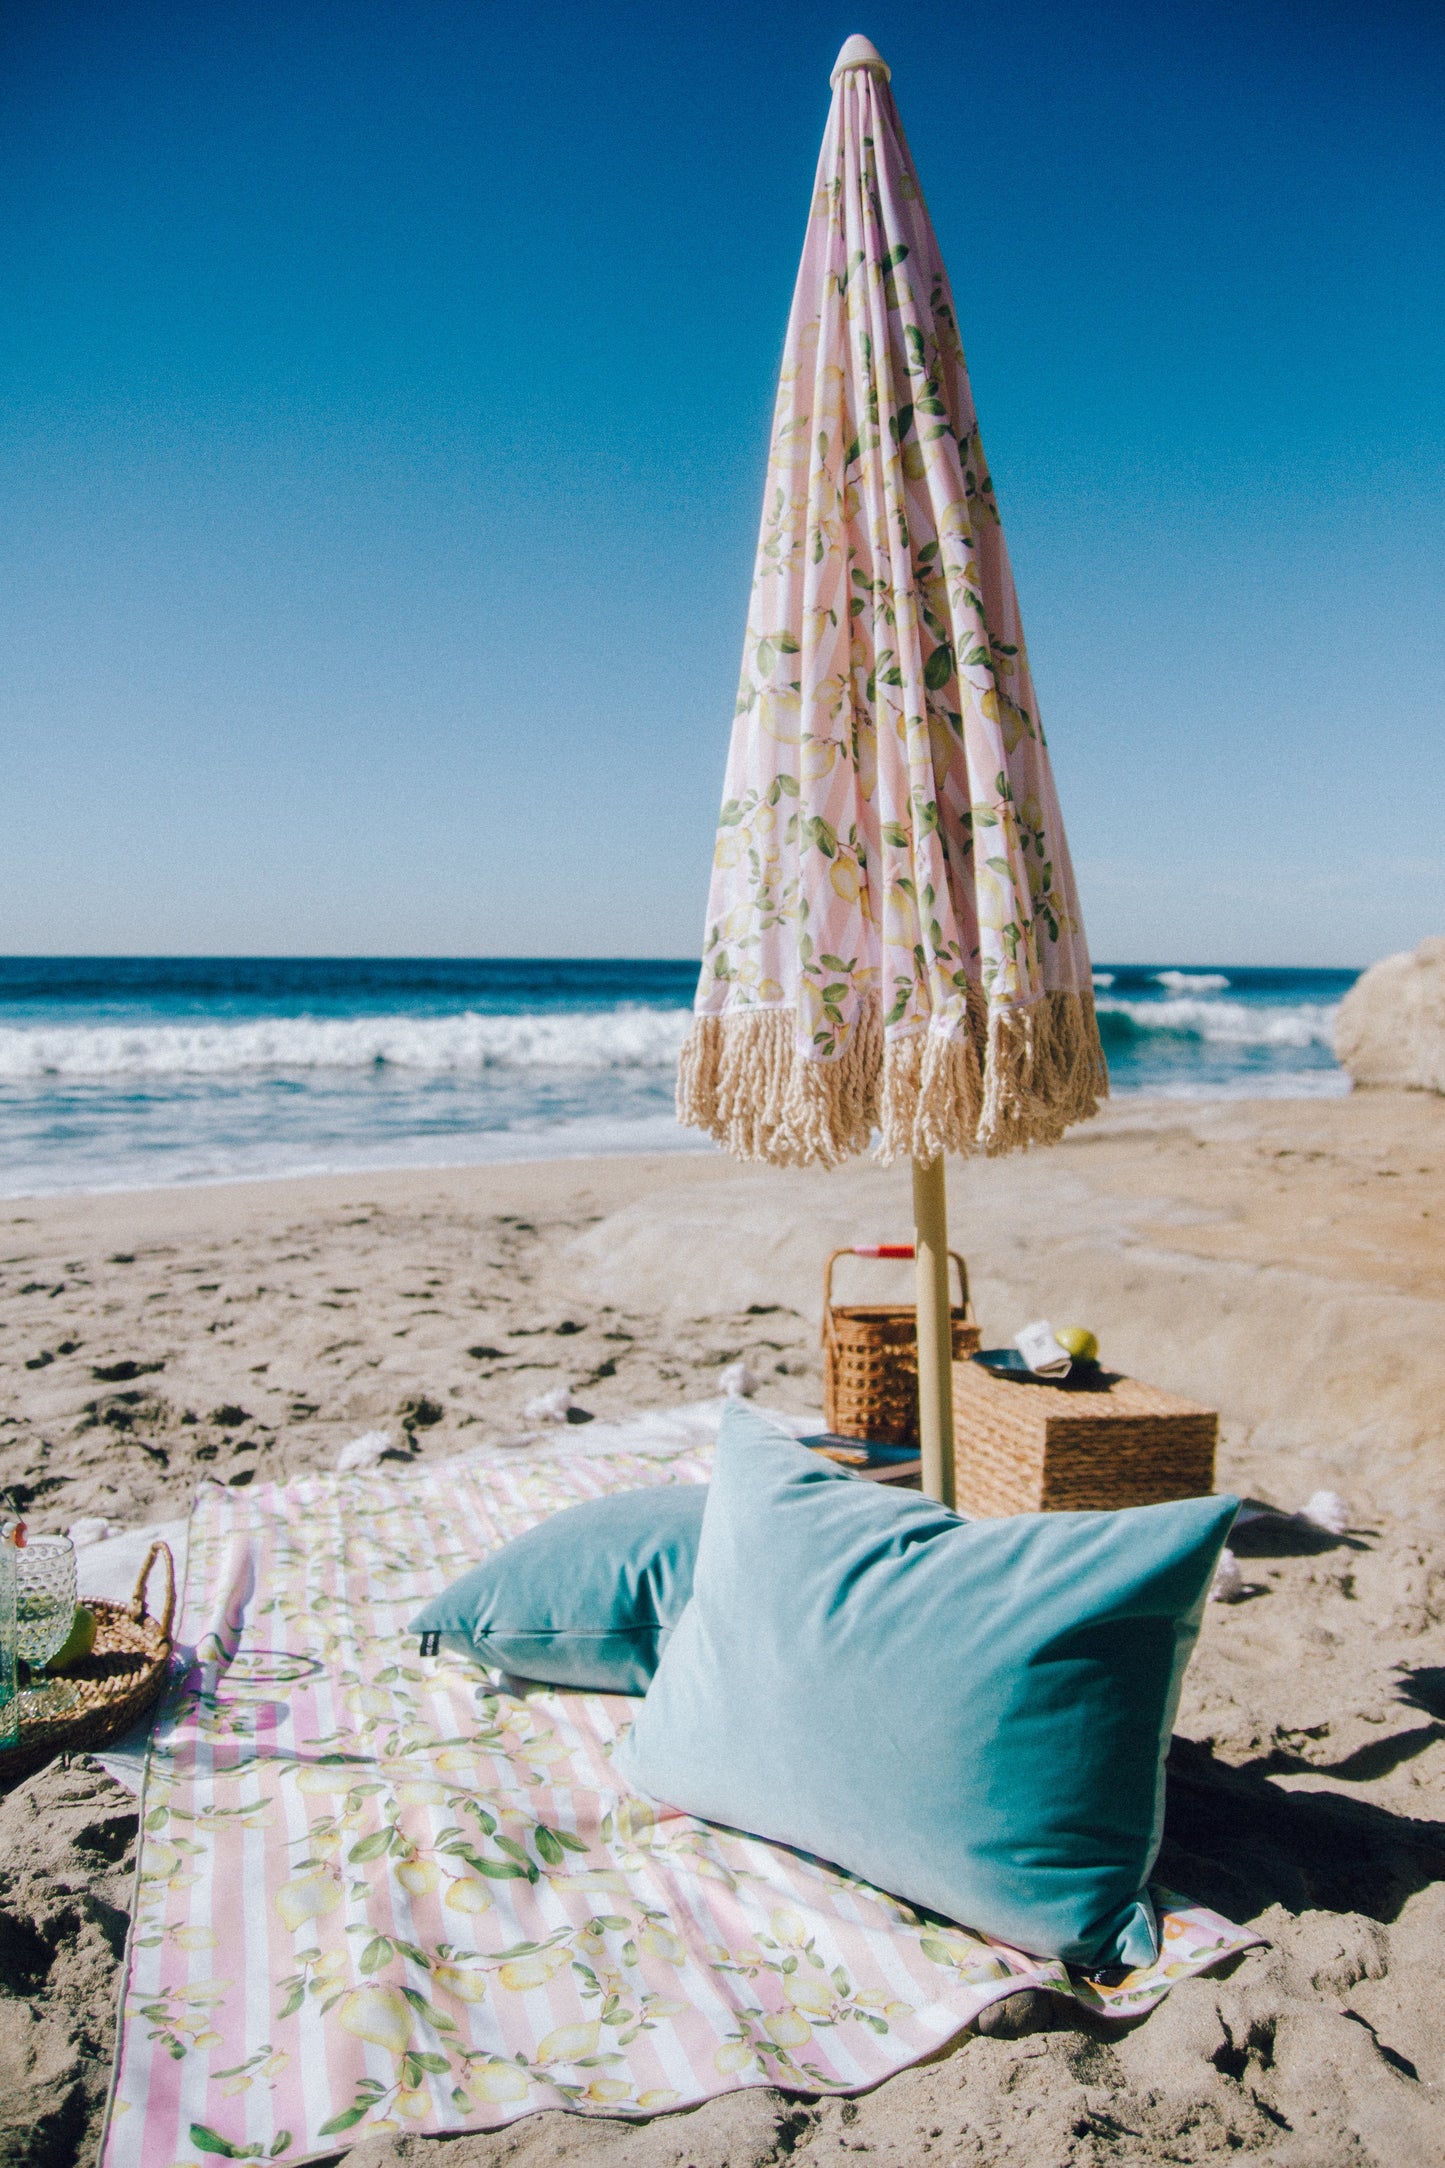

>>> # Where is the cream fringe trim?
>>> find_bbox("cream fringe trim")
[676,991,1108,1167]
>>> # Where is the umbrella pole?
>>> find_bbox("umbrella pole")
[912,1154,956,1507]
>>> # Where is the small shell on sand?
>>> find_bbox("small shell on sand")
[1298,1489,1350,1535]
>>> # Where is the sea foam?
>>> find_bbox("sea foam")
[0,994,1344,1075]
[0,1006,695,1080]
[1153,970,1230,994]
[1096,997,1339,1050]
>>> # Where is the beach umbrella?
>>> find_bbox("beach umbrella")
[677,33,1107,1504]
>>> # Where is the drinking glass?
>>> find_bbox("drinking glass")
[16,1535,77,1675]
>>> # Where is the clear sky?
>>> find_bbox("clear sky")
[3,0,1442,966]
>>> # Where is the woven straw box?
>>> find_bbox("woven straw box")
[952,1360,1217,1517]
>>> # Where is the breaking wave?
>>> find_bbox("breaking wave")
[0,996,1344,1076]
[0,1007,695,1081]
[1152,970,1230,993]
[1096,997,1338,1051]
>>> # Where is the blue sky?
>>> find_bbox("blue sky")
[3,0,1442,966]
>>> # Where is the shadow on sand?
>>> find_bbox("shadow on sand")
[1160,1732,1445,1923]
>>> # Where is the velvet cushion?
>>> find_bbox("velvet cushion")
[409,1484,705,1694]
[615,1401,1235,1965]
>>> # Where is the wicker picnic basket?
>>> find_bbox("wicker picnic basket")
[822,1245,981,1447]
[0,1541,175,1785]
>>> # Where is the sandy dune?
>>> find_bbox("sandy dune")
[2,1090,1443,2164]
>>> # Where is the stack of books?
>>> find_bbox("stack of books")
[801,1435,922,1486]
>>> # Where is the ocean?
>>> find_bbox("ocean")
[0,958,1356,1199]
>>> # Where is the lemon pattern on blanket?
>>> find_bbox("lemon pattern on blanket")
[103,1443,1257,2167]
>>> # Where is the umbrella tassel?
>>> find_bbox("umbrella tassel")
[677,1006,881,1167]
[876,994,988,1165]
[978,990,1109,1156]
[677,990,1105,1165]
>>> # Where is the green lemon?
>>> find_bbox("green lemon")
[1056,1326,1099,1364]
[50,1605,98,1670]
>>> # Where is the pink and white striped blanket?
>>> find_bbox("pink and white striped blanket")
[102,1439,1255,2166]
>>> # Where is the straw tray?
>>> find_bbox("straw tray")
[823,1246,981,1447]
[1,1541,175,1785]
[952,1361,1217,1516]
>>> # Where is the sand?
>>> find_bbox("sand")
[2,1089,1444,2165]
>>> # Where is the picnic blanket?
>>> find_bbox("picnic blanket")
[102,1430,1257,2166]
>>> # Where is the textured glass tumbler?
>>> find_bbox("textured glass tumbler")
[16,1535,77,1673]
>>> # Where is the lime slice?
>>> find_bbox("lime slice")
[50,1605,98,1671]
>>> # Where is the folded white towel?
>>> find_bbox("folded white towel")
[1014,1320,1072,1378]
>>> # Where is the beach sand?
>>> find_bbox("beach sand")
[3,1089,1444,2164]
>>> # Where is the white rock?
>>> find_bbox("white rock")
[1298,1489,1350,1535]
[522,1384,575,1423]
[718,1359,758,1398]
[1209,1548,1246,1603]
[1334,936,1445,1093]
[335,1429,393,1473]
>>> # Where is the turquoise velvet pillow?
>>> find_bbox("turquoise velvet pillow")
[615,1401,1236,1966]
[409,1484,705,1695]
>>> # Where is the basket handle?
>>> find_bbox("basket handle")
[129,1540,177,1643]
[822,1246,972,1341]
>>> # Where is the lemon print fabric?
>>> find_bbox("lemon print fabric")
[679,43,1106,1167]
[104,1414,1257,2165]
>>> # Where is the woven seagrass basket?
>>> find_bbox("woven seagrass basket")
[822,1245,981,1447]
[0,1541,175,1786]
